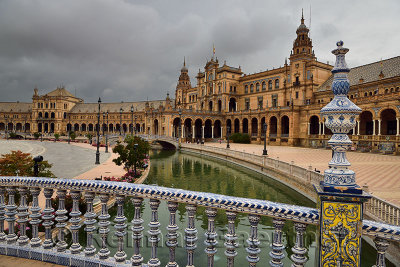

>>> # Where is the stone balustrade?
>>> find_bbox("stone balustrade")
[180,142,400,227]
[0,176,398,266]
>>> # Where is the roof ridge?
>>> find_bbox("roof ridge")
[349,55,400,70]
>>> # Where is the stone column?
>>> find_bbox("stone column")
[221,127,223,139]
[307,123,310,135]
[318,122,322,135]
[192,125,195,140]
[397,118,399,136]
[322,122,325,135]
[357,120,360,135]
[202,125,205,139]
[373,120,376,135]
[378,119,382,135]
[211,126,214,138]
[182,126,184,138]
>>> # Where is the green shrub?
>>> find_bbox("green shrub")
[69,131,76,140]
[229,133,250,143]
[54,133,60,140]
[33,132,41,139]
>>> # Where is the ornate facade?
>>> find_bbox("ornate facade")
[1,14,400,153]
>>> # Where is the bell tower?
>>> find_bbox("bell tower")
[175,57,191,109]
[290,10,315,61]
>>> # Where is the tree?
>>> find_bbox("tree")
[112,136,150,175]
[0,150,54,177]
[70,131,76,140]
[54,133,60,141]
[86,133,93,144]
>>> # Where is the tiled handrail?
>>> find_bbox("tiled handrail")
[180,143,400,226]
[0,176,399,266]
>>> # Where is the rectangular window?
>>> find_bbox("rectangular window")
[245,98,250,110]
[245,85,248,93]
[307,70,311,80]
[258,97,263,109]
[296,92,299,99]
[272,94,278,107]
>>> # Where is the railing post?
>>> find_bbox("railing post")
[316,41,370,266]
[84,191,97,257]
[185,204,197,266]
[98,193,110,260]
[0,187,5,246]
[166,201,179,267]
[270,218,286,266]
[291,222,308,266]
[225,211,238,267]
[131,197,144,266]
[114,195,127,263]
[42,188,54,250]
[5,186,18,248]
[205,207,218,267]
[15,187,28,247]
[148,198,161,267]
[246,214,260,266]
[55,189,68,253]
[374,237,389,267]
[69,190,82,254]
[29,187,41,249]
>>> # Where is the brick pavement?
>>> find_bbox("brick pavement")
[206,142,400,206]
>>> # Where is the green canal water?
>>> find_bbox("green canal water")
[103,150,389,266]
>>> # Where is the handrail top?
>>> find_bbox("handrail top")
[0,175,319,224]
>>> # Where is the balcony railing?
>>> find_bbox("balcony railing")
[0,175,399,266]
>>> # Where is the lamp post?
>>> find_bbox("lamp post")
[119,107,123,136]
[40,120,43,142]
[68,114,71,144]
[4,115,8,140]
[95,97,101,165]
[134,115,137,136]
[178,109,182,147]
[23,115,27,140]
[226,126,230,149]
[131,105,134,136]
[105,111,109,153]
[263,122,268,155]
[133,143,138,177]
[102,112,106,151]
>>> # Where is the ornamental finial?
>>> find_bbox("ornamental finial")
[320,41,362,194]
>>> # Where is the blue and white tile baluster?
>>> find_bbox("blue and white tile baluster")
[290,222,308,266]
[204,207,218,267]
[97,193,110,260]
[69,190,82,254]
[147,198,161,267]
[269,218,286,267]
[0,187,6,244]
[320,40,362,190]
[29,187,42,248]
[84,191,97,257]
[131,197,144,266]
[114,195,127,263]
[55,189,68,252]
[185,204,197,266]
[224,211,238,267]
[42,188,54,249]
[374,237,389,267]
[16,187,29,246]
[246,214,260,266]
[5,186,18,246]
[166,201,179,267]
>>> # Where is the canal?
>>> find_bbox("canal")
[105,149,388,266]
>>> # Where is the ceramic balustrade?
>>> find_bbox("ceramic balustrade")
[0,176,398,266]
[180,142,400,227]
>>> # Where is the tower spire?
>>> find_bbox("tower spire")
[301,8,304,24]
[184,56,186,67]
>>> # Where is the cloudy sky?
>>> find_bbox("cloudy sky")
[0,0,399,103]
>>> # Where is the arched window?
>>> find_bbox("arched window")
[250,84,254,93]
[268,80,272,90]
[38,112,42,118]
[51,112,55,118]
[44,112,49,118]
[245,85,248,93]
[256,83,260,92]
[262,82,266,91]
[275,79,279,89]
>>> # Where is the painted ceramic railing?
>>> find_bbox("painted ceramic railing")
[0,176,398,267]
[180,143,400,226]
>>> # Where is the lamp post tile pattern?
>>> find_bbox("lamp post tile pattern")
[315,41,371,266]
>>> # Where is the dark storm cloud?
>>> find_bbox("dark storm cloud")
[0,0,399,103]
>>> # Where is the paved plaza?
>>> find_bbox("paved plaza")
[207,142,400,206]
[0,140,112,179]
